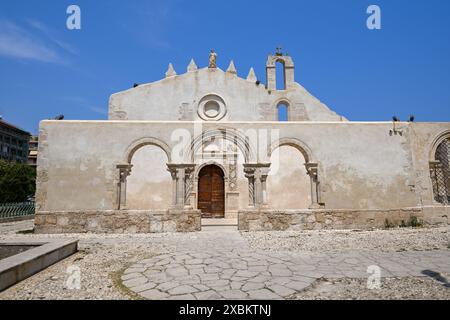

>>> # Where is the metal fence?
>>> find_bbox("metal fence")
[0,201,35,220]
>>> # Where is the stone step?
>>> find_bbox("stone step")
[201,218,237,226]
[201,225,238,232]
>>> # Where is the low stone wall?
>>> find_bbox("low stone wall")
[238,206,450,231]
[0,215,35,224]
[34,209,201,234]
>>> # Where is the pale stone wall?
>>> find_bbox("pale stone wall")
[33,49,450,233]
[126,145,172,210]
[108,68,344,122]
[267,146,310,209]
[35,121,450,217]
[35,210,201,234]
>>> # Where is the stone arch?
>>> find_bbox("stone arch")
[268,138,321,208]
[185,128,256,163]
[268,137,314,164]
[195,161,229,182]
[275,99,290,121]
[266,55,295,69]
[429,130,450,205]
[275,60,286,90]
[124,137,171,163]
[266,54,295,91]
[429,130,450,161]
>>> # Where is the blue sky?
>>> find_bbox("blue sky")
[0,0,450,134]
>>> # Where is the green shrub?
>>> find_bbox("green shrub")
[384,216,423,229]
[409,216,423,228]
[0,160,36,203]
[384,218,395,229]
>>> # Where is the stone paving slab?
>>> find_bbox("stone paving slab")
[121,230,450,300]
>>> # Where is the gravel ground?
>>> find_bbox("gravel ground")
[1,223,449,300]
[0,233,186,300]
[242,227,450,253]
[292,276,450,300]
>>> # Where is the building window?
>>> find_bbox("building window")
[277,103,288,121]
[430,137,450,205]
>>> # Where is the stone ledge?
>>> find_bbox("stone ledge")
[35,209,201,234]
[0,239,78,292]
[238,207,449,231]
[0,215,35,224]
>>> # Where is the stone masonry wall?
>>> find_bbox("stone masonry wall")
[238,206,450,231]
[34,210,201,234]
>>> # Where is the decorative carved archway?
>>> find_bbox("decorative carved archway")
[185,128,256,163]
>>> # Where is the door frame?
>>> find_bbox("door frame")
[193,161,228,218]
[197,164,226,219]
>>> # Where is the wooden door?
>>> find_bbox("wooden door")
[197,165,225,218]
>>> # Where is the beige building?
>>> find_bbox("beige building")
[35,51,450,233]
[28,135,38,168]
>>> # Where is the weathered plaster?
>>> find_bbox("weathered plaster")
[34,53,450,233]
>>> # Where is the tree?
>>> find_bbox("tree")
[0,160,36,203]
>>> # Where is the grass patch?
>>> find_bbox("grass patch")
[110,266,143,300]
[16,228,35,234]
[385,216,424,229]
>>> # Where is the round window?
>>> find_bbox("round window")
[198,94,227,121]
[204,101,220,118]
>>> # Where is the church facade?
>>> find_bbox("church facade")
[34,51,450,233]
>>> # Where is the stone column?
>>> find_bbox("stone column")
[244,164,270,208]
[183,165,196,208]
[260,166,270,207]
[167,165,178,207]
[244,165,256,208]
[117,164,133,210]
[167,164,196,209]
[306,163,321,209]
[177,166,186,207]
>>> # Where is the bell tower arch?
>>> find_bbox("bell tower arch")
[266,48,295,91]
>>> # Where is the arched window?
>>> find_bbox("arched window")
[275,60,286,90]
[430,137,450,204]
[277,102,288,121]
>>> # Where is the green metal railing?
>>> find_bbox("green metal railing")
[0,202,35,220]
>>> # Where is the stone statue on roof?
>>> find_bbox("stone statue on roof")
[209,49,217,68]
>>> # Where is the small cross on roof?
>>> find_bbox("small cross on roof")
[275,46,283,56]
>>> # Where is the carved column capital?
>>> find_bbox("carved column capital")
[117,163,133,178]
[243,163,271,208]
[305,162,318,177]
[116,163,133,210]
[167,163,196,209]
[429,160,442,170]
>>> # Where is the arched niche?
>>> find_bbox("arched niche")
[429,131,450,205]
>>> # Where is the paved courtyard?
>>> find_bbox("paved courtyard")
[122,229,450,300]
[0,221,449,300]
